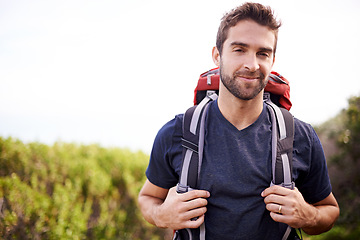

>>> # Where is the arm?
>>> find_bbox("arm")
[261,186,339,235]
[138,179,210,230]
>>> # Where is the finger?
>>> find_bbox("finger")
[269,211,290,224]
[186,205,207,219]
[263,193,286,205]
[266,203,286,215]
[181,190,210,201]
[184,213,206,229]
[262,185,291,197]
[184,197,208,210]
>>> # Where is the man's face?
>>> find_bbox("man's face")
[216,20,276,100]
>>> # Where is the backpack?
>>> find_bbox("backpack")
[174,68,302,240]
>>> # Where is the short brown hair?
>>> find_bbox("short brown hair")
[216,2,281,56]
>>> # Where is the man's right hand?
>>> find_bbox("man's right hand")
[154,186,210,230]
[138,180,210,230]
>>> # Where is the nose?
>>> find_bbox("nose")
[243,54,260,72]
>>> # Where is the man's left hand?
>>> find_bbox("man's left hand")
[261,185,318,229]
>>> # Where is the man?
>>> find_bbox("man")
[138,2,339,239]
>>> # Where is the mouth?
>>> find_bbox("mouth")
[236,76,260,82]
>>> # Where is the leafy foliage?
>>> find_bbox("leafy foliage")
[313,95,360,239]
[0,138,167,239]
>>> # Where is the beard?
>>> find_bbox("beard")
[219,62,268,101]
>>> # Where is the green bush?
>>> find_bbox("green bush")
[312,95,360,240]
[0,137,167,239]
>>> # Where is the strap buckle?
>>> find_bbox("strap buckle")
[270,181,295,190]
[176,183,195,194]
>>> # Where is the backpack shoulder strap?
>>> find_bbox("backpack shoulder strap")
[177,91,218,193]
[175,91,217,240]
[264,92,295,189]
[264,93,298,240]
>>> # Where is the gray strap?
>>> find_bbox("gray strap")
[266,100,287,140]
[199,223,205,240]
[281,153,292,188]
[190,94,216,134]
[266,100,296,240]
[266,100,293,188]
[196,94,216,240]
[186,229,192,240]
[180,92,217,240]
[197,98,214,182]
[179,149,193,186]
[282,226,292,240]
[266,104,278,184]
[181,93,217,186]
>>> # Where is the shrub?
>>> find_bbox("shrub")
[0,137,167,239]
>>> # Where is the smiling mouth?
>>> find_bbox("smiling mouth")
[237,76,260,81]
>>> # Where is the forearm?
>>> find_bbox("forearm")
[138,194,164,227]
[302,203,339,235]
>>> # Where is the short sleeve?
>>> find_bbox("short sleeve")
[145,115,183,189]
[294,120,332,204]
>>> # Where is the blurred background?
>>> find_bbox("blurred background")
[0,0,359,239]
[1,0,359,153]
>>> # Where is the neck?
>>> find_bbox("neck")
[217,85,264,131]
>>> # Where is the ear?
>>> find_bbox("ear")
[212,46,220,67]
[272,55,276,66]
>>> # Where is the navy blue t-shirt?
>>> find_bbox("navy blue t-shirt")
[146,100,332,240]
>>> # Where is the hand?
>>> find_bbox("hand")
[261,185,318,229]
[155,186,210,230]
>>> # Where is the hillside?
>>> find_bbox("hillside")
[0,139,168,239]
[313,95,360,239]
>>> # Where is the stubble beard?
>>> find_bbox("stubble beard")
[219,62,268,101]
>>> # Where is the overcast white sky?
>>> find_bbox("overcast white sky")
[1,0,360,153]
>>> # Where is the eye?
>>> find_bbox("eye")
[233,48,245,54]
[258,52,270,58]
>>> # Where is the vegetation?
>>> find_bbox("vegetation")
[0,95,359,239]
[0,139,168,239]
[311,95,360,239]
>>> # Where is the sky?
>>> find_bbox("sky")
[1,0,360,153]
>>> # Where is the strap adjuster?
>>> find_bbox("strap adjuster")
[270,181,295,190]
[176,183,195,194]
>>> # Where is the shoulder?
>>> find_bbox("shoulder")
[292,117,324,162]
[146,114,184,189]
[151,114,184,158]
[293,117,319,144]
[158,114,183,143]
[292,117,331,203]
